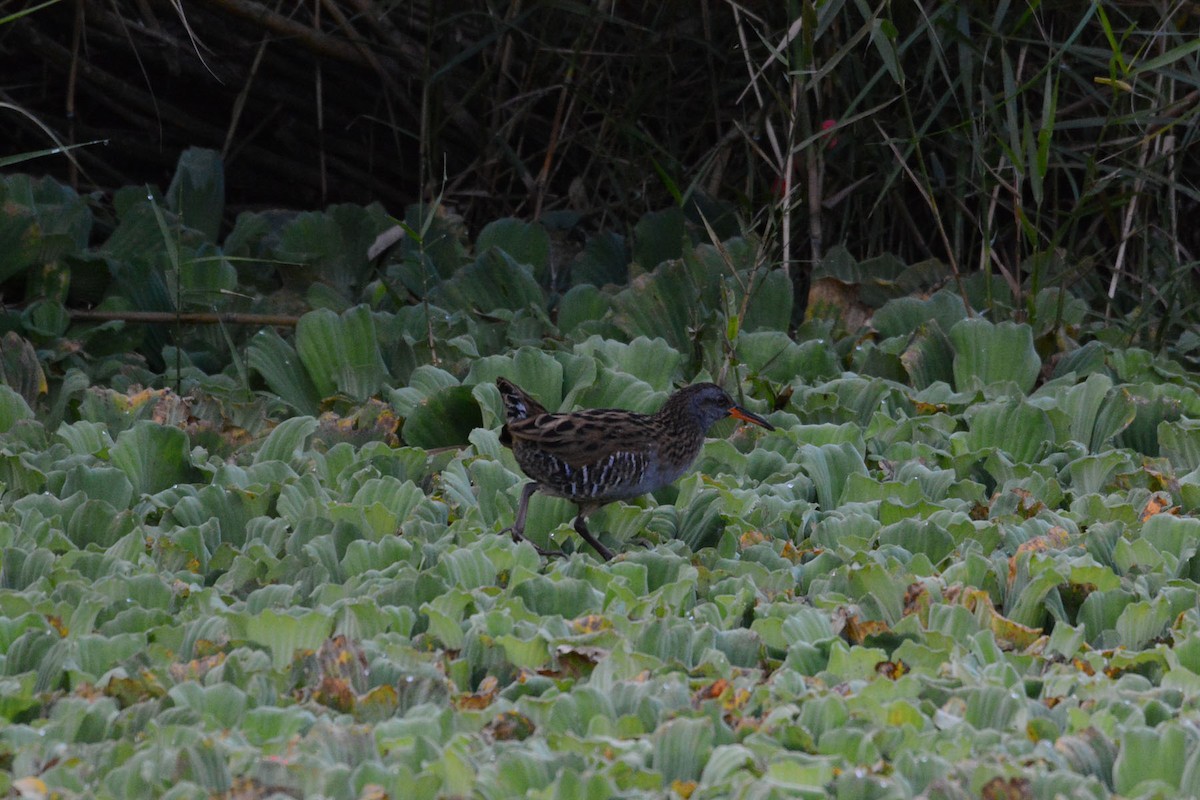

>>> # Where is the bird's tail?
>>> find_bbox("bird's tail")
[496,377,547,422]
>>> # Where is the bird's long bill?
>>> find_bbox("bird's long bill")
[728,406,775,431]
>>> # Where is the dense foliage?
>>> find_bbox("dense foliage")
[4,153,1200,797]
[5,2,1199,345]
[3,2,1200,796]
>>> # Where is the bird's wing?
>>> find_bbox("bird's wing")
[503,408,657,468]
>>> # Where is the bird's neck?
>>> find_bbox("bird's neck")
[654,397,705,441]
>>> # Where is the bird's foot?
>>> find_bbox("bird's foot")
[500,526,566,558]
[572,517,615,561]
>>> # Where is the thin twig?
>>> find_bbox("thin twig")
[203,0,398,71]
[67,0,83,188]
[222,1,275,158]
[874,120,972,314]
[68,310,301,326]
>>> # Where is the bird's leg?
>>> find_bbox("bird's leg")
[572,513,615,561]
[502,482,564,557]
[509,482,537,540]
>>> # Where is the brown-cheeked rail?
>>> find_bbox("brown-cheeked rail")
[497,377,775,560]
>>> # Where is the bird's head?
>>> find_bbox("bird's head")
[672,383,775,433]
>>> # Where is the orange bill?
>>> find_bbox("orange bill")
[728,406,775,431]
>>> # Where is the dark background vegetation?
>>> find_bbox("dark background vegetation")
[2,0,1199,344]
[4,1,766,227]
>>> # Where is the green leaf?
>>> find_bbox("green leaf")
[476,218,550,284]
[254,416,319,465]
[21,298,70,338]
[56,420,112,456]
[1132,35,1200,74]
[963,685,1022,731]
[671,483,724,550]
[402,386,483,449]
[633,207,686,270]
[877,518,954,562]
[950,318,1041,393]
[738,331,839,384]
[511,575,602,618]
[822,641,887,686]
[172,484,270,550]
[1052,340,1108,380]
[1114,598,1172,651]
[572,370,661,415]
[0,384,34,434]
[109,421,194,496]
[793,478,863,533]
[1005,553,1065,628]
[433,249,545,314]
[799,442,868,509]
[389,365,461,415]
[1050,373,1135,451]
[574,336,683,391]
[176,246,237,308]
[868,16,901,82]
[0,332,47,407]
[1114,726,1186,795]
[652,717,713,784]
[168,682,249,729]
[231,609,335,671]
[494,633,550,670]
[296,305,390,400]
[67,500,133,549]
[899,322,955,390]
[1140,514,1200,564]
[1159,418,1200,473]
[557,284,611,334]
[277,203,390,296]
[436,548,498,593]
[1078,589,1135,645]
[351,477,427,525]
[247,328,321,415]
[166,147,224,243]
[1064,451,1132,495]
[571,231,628,287]
[75,632,146,677]
[0,174,91,283]
[959,400,1055,463]
[242,706,317,747]
[62,464,134,508]
[612,260,700,353]
[740,268,793,332]
[873,291,968,339]
[421,589,471,649]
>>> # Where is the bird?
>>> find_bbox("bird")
[496,377,775,560]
